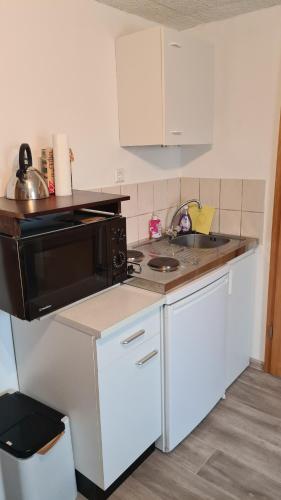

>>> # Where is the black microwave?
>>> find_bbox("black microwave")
[0,212,127,321]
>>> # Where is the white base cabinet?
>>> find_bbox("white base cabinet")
[225,251,256,388]
[12,307,162,491]
[98,335,161,487]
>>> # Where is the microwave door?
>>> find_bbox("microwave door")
[19,223,110,320]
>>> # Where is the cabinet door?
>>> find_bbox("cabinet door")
[164,30,214,145]
[98,334,161,489]
[165,277,227,451]
[226,252,256,388]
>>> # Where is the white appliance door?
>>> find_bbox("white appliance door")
[164,276,228,451]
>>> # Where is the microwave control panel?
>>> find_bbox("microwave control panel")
[110,217,127,284]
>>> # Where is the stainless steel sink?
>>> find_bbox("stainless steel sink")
[170,234,231,249]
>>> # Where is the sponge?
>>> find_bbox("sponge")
[188,205,215,235]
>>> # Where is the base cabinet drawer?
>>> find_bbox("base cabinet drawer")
[97,308,161,370]
[97,334,161,488]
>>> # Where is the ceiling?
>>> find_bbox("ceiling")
[97,0,281,30]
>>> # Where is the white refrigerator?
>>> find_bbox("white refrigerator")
[163,273,228,451]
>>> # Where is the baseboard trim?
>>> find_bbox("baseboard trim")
[76,444,155,500]
[250,357,264,371]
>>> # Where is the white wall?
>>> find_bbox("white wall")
[0,0,181,398]
[1,0,280,364]
[0,312,18,393]
[181,6,281,361]
[0,0,181,196]
[0,309,17,498]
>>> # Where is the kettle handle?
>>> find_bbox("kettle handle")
[17,143,33,181]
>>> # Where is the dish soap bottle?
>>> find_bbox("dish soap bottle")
[149,214,162,239]
[179,208,192,233]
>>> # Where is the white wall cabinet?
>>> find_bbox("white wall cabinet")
[116,27,214,146]
[225,251,256,388]
[12,307,162,491]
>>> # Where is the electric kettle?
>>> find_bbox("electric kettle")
[6,143,49,200]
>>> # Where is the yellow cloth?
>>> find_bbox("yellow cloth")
[188,204,215,235]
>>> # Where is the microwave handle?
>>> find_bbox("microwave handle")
[79,208,116,216]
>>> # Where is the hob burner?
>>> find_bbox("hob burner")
[148,257,180,272]
[127,250,144,263]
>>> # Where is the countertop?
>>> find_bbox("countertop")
[127,234,257,294]
[55,285,164,339]
[55,234,257,340]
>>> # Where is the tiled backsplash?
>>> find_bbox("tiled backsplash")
[181,178,265,241]
[93,177,265,244]
[93,179,180,243]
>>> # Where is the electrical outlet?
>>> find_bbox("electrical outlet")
[115,168,125,184]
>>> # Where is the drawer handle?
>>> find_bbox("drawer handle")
[170,130,183,135]
[121,329,145,345]
[136,350,158,366]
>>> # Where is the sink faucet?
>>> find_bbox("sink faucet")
[167,199,202,238]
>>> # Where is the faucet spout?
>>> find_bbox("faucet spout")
[167,198,202,238]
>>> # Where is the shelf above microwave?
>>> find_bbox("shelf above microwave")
[0,190,130,237]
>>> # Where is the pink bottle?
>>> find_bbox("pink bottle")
[149,214,162,239]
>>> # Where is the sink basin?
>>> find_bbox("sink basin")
[171,234,231,249]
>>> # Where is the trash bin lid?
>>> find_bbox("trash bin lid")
[0,393,65,459]
[0,412,65,459]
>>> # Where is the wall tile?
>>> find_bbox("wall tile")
[166,206,177,230]
[167,178,180,208]
[220,179,242,210]
[121,183,138,217]
[154,180,168,211]
[211,209,219,233]
[138,182,154,215]
[101,185,121,195]
[220,210,241,236]
[158,209,168,231]
[181,177,199,202]
[126,217,138,244]
[242,180,265,212]
[241,211,264,241]
[138,213,151,241]
[200,178,220,208]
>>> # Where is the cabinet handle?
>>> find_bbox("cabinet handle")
[121,329,145,345]
[136,350,158,366]
[170,130,183,135]
[169,42,182,49]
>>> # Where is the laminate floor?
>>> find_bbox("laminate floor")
[108,367,281,500]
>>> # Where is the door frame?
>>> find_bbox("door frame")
[265,111,281,373]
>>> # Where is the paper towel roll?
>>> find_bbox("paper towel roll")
[52,133,72,196]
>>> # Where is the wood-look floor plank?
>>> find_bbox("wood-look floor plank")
[89,368,281,499]
[131,450,236,500]
[192,401,281,484]
[235,367,281,395]
[210,396,281,448]
[198,450,281,500]
[111,475,162,500]
[162,434,216,473]
[227,378,281,419]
